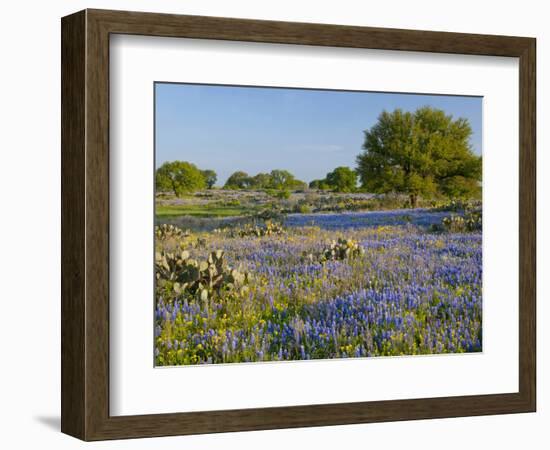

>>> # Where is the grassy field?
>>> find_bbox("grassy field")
[156,204,253,218]
[154,189,424,221]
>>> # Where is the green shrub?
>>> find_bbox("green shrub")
[298,204,312,214]
[275,189,291,200]
[253,208,285,222]
[224,199,241,207]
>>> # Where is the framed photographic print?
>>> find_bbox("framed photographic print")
[61,9,536,441]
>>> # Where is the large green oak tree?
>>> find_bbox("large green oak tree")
[356,106,482,208]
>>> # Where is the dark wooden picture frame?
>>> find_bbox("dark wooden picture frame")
[61,9,536,441]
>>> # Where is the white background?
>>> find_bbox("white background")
[110,35,519,415]
[0,0,547,449]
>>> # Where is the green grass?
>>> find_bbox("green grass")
[155,204,253,218]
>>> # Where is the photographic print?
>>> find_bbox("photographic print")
[154,83,482,366]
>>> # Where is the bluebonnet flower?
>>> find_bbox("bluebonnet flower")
[155,210,482,365]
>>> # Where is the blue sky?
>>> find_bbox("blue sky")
[155,83,482,186]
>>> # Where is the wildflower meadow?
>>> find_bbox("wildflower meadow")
[155,207,482,366]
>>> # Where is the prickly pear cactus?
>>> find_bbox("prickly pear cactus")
[155,249,250,303]
[155,224,189,241]
[302,237,365,264]
[233,220,285,238]
[321,238,365,261]
[440,209,481,232]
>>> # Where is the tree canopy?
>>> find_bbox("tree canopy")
[309,179,330,190]
[325,166,358,192]
[269,170,294,189]
[155,161,206,196]
[251,172,273,189]
[356,107,481,207]
[224,171,252,189]
[201,169,217,189]
[309,166,357,192]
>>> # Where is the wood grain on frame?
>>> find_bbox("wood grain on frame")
[61,10,86,438]
[61,8,536,441]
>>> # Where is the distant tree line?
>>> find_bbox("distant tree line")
[224,169,307,191]
[156,107,482,205]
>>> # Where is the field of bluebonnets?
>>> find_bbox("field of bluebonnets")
[154,195,482,366]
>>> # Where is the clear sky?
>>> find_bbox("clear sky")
[155,83,482,186]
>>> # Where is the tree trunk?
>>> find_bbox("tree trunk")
[409,193,417,209]
[171,180,179,197]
